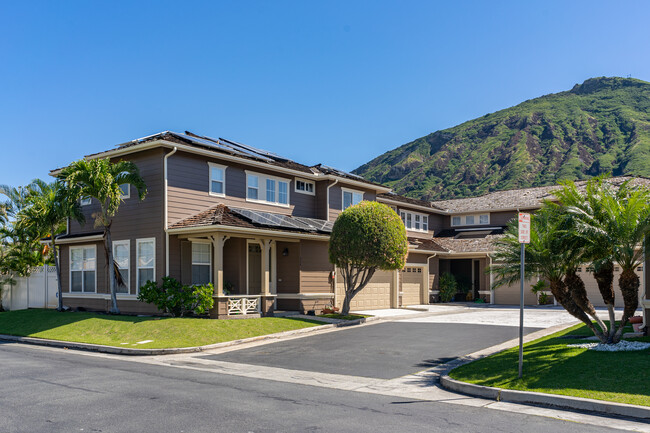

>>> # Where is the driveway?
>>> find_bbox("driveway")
[202,306,573,379]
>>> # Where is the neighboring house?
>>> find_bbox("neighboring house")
[49,131,650,321]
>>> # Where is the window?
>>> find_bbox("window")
[119,184,130,199]
[400,210,429,233]
[191,242,211,285]
[246,171,290,206]
[342,188,363,210]
[80,197,92,206]
[136,238,155,290]
[209,163,226,196]
[295,179,315,195]
[451,213,490,226]
[247,174,259,200]
[70,245,96,293]
[113,240,130,293]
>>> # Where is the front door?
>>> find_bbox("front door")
[247,243,262,294]
[473,260,481,299]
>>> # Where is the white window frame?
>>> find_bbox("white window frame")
[136,237,156,292]
[451,213,490,227]
[191,241,212,285]
[208,162,227,197]
[112,239,130,293]
[69,244,97,293]
[119,184,130,199]
[245,171,290,208]
[80,197,92,206]
[399,210,429,233]
[294,178,315,196]
[342,187,364,210]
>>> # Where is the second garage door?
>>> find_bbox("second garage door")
[401,266,424,306]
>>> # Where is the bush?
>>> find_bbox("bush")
[438,272,458,303]
[137,277,215,317]
[531,280,550,305]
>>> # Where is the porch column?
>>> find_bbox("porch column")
[260,239,274,296]
[210,234,230,296]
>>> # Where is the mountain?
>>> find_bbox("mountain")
[354,77,650,200]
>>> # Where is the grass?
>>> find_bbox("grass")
[0,309,322,349]
[449,322,650,407]
[319,313,370,320]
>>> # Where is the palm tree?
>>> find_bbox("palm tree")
[16,179,84,311]
[490,205,608,342]
[58,158,147,314]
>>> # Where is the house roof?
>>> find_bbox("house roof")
[407,237,449,253]
[377,192,445,212]
[52,130,387,189]
[168,204,334,235]
[431,176,650,214]
[432,233,504,253]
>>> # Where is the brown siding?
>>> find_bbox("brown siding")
[407,252,428,264]
[315,181,330,220]
[299,240,332,294]
[167,151,318,224]
[223,237,246,294]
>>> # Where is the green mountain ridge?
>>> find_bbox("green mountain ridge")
[354,77,650,200]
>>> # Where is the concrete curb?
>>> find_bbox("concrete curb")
[0,314,383,356]
[437,321,650,420]
[440,375,650,420]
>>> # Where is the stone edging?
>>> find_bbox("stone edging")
[0,315,383,356]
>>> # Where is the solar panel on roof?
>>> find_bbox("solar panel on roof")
[174,132,276,163]
[230,208,332,233]
[219,137,289,162]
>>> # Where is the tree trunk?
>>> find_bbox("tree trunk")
[52,225,63,312]
[105,228,119,314]
[565,270,607,336]
[549,278,607,343]
[593,261,616,342]
[341,291,352,316]
[612,268,639,343]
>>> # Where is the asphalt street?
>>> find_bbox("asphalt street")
[0,340,633,433]
[203,322,542,379]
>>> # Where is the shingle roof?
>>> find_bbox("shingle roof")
[377,192,445,211]
[432,234,504,253]
[407,237,448,253]
[431,176,650,213]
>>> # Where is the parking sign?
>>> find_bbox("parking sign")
[518,213,530,244]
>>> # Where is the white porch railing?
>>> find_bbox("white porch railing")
[227,295,261,315]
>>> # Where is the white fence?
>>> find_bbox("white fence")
[1,266,58,311]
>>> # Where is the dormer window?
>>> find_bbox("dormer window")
[452,213,490,226]
[400,210,428,233]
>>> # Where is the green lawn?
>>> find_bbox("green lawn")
[0,309,322,349]
[449,323,650,407]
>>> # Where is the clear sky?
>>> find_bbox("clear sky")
[2,0,650,187]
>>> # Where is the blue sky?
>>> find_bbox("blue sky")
[2,0,650,187]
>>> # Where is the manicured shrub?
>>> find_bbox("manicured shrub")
[438,272,458,303]
[137,277,214,317]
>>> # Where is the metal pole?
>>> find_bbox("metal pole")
[519,242,525,379]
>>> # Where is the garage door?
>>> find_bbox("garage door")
[336,270,392,311]
[493,280,538,305]
[581,266,643,308]
[401,266,423,306]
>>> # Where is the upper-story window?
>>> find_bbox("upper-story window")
[295,179,315,195]
[342,188,363,210]
[209,163,227,197]
[400,210,429,232]
[246,171,290,207]
[452,213,490,226]
[80,197,92,206]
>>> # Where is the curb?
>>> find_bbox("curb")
[440,375,650,420]
[0,315,380,356]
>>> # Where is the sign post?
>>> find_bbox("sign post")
[518,213,530,379]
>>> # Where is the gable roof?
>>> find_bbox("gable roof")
[431,176,650,214]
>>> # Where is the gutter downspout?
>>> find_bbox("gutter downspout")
[325,179,339,221]
[427,253,437,304]
[164,147,178,277]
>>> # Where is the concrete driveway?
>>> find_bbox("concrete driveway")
[202,305,577,379]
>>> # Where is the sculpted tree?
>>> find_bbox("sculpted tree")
[59,158,147,314]
[329,201,408,315]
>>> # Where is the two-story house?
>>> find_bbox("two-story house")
[50,131,649,325]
